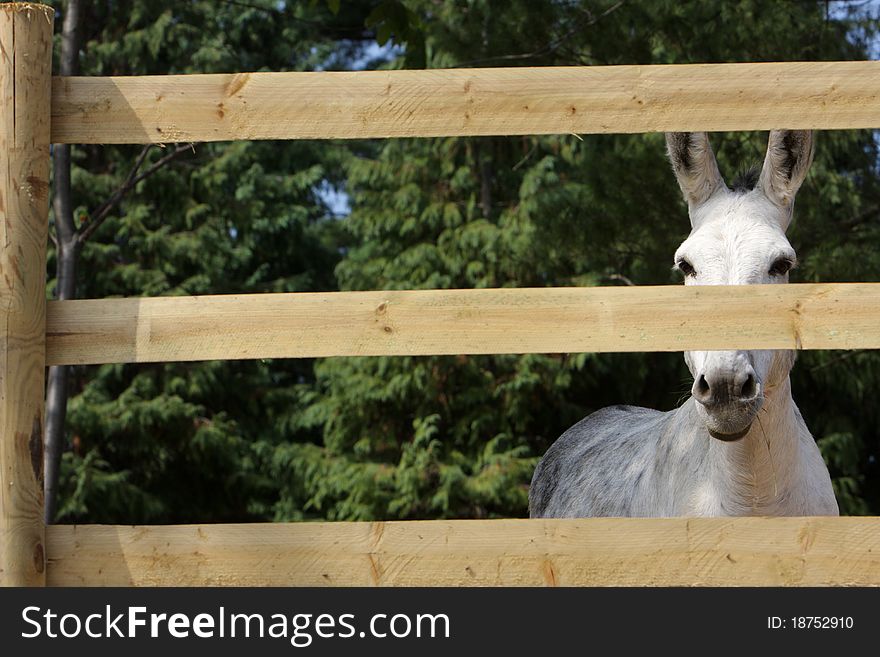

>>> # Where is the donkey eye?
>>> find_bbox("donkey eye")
[676,259,696,277]
[769,258,794,276]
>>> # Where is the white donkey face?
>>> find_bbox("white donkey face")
[666,131,814,441]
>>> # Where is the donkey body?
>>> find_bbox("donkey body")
[530,131,839,518]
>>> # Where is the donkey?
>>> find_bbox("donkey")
[529,131,838,517]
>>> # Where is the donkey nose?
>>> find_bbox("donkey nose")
[692,368,759,408]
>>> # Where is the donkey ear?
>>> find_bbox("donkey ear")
[665,132,725,213]
[758,130,814,212]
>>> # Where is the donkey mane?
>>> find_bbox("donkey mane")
[729,165,760,193]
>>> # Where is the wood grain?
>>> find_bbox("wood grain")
[50,61,880,144]
[44,283,880,365]
[45,518,880,586]
[0,2,52,586]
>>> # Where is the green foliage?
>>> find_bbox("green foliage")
[53,0,880,522]
[51,0,378,523]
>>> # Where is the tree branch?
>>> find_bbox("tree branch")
[46,0,82,525]
[809,349,865,372]
[78,143,196,244]
[841,203,879,230]
[456,1,625,67]
[603,273,636,286]
[51,0,82,251]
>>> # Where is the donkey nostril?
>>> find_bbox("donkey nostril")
[740,373,757,400]
[695,374,711,399]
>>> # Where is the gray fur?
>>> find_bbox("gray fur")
[530,405,669,517]
[664,132,725,208]
[759,130,815,210]
[529,396,837,518]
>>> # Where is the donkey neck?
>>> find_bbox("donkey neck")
[692,376,804,515]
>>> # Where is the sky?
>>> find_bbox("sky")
[313,41,403,217]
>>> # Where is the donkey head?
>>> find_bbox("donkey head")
[665,130,814,441]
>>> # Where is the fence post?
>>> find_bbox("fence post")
[0,2,53,586]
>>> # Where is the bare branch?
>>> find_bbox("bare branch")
[456,1,625,67]
[603,273,636,286]
[46,0,83,525]
[78,143,196,244]
[58,0,82,77]
[511,140,538,171]
[809,349,865,372]
[841,203,879,230]
[217,0,276,13]
[130,143,196,187]
[84,144,152,226]
[51,0,83,250]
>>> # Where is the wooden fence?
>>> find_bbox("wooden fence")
[2,2,880,586]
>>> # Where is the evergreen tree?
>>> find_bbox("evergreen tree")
[51,0,880,521]
[51,0,377,522]
[264,0,880,519]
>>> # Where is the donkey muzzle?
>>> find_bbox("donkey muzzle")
[692,357,762,440]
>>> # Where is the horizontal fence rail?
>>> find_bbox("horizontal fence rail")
[45,518,880,586]
[50,61,880,144]
[31,53,880,591]
[46,283,880,365]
